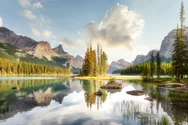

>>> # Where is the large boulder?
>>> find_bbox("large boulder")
[101,81,122,89]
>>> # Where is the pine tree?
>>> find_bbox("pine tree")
[101,51,108,75]
[150,51,155,79]
[142,63,150,81]
[156,51,161,78]
[172,25,181,79]
[82,48,90,76]
[172,2,187,79]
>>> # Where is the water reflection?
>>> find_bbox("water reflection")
[82,80,107,110]
[0,79,187,125]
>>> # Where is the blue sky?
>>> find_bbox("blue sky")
[0,0,188,63]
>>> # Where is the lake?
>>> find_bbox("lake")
[0,77,187,125]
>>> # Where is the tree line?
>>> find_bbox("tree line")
[121,51,172,77]
[0,58,72,75]
[81,45,109,76]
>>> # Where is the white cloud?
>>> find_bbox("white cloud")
[78,30,82,35]
[23,10,37,20]
[0,17,3,26]
[33,2,43,9]
[32,27,52,38]
[18,0,31,8]
[62,37,77,48]
[84,3,145,50]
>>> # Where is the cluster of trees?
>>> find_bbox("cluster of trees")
[172,2,188,80]
[82,45,109,76]
[0,58,72,75]
[121,52,172,78]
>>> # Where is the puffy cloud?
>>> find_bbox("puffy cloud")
[33,2,43,8]
[62,37,77,48]
[18,0,31,8]
[23,10,37,20]
[0,17,3,26]
[32,27,52,38]
[84,3,144,50]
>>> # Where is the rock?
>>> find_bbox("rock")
[12,87,17,89]
[101,81,122,89]
[126,90,145,96]
[53,44,68,55]
[174,87,188,93]
[159,27,188,58]
[158,83,185,88]
[95,90,103,96]
[32,41,59,60]
[53,45,83,69]
[145,96,153,101]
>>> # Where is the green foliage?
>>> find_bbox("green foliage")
[150,50,155,78]
[82,45,109,76]
[142,63,150,81]
[0,42,71,70]
[172,2,188,79]
[121,62,172,76]
[0,58,72,75]
[156,51,161,78]
[159,116,170,125]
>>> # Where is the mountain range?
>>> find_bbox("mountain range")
[108,27,188,73]
[0,26,187,74]
[0,27,83,73]
[107,59,131,74]
[131,27,188,65]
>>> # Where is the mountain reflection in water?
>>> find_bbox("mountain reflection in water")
[0,78,187,125]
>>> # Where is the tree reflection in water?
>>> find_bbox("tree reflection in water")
[82,80,107,110]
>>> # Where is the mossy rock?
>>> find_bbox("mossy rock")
[101,81,122,89]
[126,90,145,96]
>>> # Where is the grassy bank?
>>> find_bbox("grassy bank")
[73,76,142,80]
[143,78,188,84]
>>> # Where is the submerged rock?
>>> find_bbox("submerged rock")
[12,87,17,90]
[101,81,122,89]
[158,83,185,88]
[126,90,145,96]
[95,90,103,96]
[145,96,153,101]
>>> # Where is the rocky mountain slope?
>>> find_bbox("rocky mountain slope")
[108,59,131,73]
[53,44,83,69]
[159,27,188,58]
[132,27,188,65]
[0,27,83,70]
[132,50,158,65]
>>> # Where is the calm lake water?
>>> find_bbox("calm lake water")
[0,77,187,125]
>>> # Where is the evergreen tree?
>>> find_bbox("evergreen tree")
[156,51,161,78]
[142,63,150,81]
[101,52,109,75]
[172,2,187,79]
[150,51,155,79]
[82,48,90,76]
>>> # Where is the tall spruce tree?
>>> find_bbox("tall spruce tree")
[156,51,161,78]
[172,2,187,79]
[150,50,155,79]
